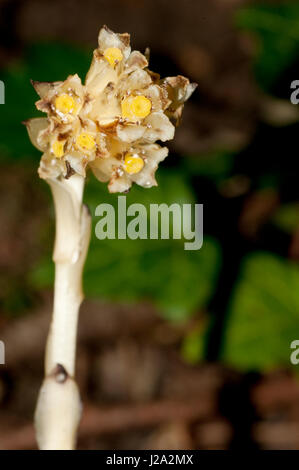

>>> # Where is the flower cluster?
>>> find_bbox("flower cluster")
[25,26,196,193]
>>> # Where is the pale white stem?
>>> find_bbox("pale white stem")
[35,174,91,450]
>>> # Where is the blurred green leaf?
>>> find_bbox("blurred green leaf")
[184,151,235,183]
[271,202,299,234]
[181,324,206,364]
[236,3,299,90]
[223,252,299,370]
[0,276,33,317]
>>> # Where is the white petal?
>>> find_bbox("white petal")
[185,82,198,101]
[89,86,120,121]
[90,154,120,182]
[85,55,118,96]
[35,74,85,119]
[90,164,109,183]
[64,74,84,99]
[143,112,175,142]
[108,174,131,193]
[118,68,152,95]
[38,151,64,180]
[116,123,146,143]
[24,117,49,151]
[131,144,168,188]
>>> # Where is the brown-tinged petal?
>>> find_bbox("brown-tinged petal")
[143,84,170,112]
[125,51,148,73]
[96,117,119,133]
[65,152,88,177]
[98,25,131,60]
[162,75,197,124]
[31,80,61,99]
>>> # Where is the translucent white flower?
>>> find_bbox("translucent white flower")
[25,25,196,193]
[90,140,169,193]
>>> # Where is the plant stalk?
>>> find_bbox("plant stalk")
[34,174,91,450]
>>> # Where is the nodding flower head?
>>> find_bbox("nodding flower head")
[25,26,197,193]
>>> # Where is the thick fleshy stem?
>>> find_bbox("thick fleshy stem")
[34,175,91,450]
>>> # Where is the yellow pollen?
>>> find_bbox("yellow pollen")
[123,153,144,174]
[121,95,152,120]
[75,132,96,151]
[104,47,123,67]
[55,94,76,114]
[51,140,65,158]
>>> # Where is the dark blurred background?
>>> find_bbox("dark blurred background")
[1,0,299,450]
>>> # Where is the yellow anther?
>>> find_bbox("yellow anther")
[104,47,123,67]
[51,140,65,158]
[121,95,151,120]
[75,132,96,151]
[123,153,144,174]
[55,94,77,114]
